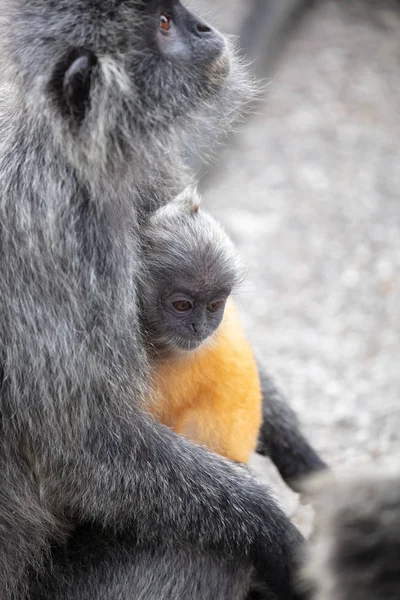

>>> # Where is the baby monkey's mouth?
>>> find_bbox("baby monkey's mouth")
[151,332,206,360]
[171,328,218,353]
[174,336,205,353]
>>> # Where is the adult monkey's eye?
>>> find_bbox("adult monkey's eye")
[172,300,192,312]
[207,300,225,314]
[160,12,172,32]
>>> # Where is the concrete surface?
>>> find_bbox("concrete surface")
[191,0,400,533]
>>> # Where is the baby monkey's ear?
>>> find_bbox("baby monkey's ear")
[54,48,98,123]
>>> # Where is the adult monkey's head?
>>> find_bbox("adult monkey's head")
[0,0,250,179]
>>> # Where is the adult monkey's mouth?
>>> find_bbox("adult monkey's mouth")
[208,47,231,81]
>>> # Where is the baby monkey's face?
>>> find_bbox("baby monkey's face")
[160,288,228,352]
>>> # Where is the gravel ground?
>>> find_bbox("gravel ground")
[191,0,400,533]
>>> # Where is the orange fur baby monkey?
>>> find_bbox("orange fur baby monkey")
[139,187,262,463]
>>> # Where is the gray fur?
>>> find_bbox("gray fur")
[303,470,400,600]
[0,1,304,599]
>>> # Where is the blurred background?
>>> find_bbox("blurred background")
[187,0,400,533]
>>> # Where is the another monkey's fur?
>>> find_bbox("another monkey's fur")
[0,1,306,599]
[303,469,400,600]
[140,188,262,464]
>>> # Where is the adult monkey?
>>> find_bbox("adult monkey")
[0,1,307,599]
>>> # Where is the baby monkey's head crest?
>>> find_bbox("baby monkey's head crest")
[160,185,201,218]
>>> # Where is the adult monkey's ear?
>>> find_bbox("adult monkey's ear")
[60,48,98,123]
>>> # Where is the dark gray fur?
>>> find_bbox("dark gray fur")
[303,471,400,600]
[30,526,255,600]
[0,1,305,599]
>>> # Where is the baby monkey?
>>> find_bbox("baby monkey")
[140,187,262,463]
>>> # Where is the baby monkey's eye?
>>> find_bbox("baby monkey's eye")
[207,300,225,314]
[160,12,172,32]
[172,299,193,312]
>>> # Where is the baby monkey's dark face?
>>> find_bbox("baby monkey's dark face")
[160,287,228,352]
